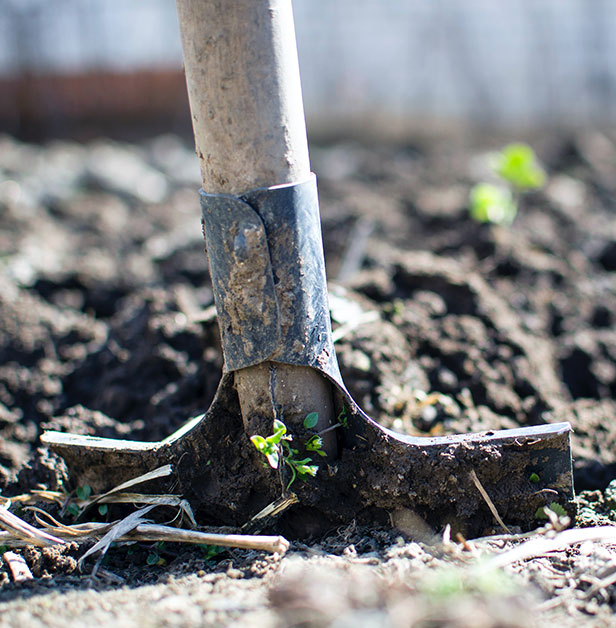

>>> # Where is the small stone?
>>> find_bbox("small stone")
[349,350,371,372]
[226,565,243,579]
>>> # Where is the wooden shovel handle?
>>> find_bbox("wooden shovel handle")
[176,0,310,193]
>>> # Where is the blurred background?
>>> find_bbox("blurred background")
[1,0,615,140]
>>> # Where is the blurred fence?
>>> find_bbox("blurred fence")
[1,0,615,136]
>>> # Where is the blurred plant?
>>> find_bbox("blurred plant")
[469,143,546,225]
[420,564,518,599]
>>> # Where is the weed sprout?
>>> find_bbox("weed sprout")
[469,143,546,225]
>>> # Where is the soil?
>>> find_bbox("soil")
[2,130,616,626]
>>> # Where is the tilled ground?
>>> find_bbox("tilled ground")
[2,131,616,626]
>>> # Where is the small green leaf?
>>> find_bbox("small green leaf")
[76,485,92,501]
[250,435,267,452]
[98,504,109,516]
[66,503,80,517]
[303,412,319,429]
[469,183,517,225]
[273,419,287,437]
[535,507,547,520]
[495,143,546,190]
[535,502,567,520]
[296,464,318,478]
[548,502,567,517]
[529,473,540,484]
[265,450,280,469]
[200,544,225,561]
[306,435,322,449]
[265,420,287,446]
[146,552,160,566]
[306,435,327,457]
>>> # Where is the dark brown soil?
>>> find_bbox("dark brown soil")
[2,130,616,626]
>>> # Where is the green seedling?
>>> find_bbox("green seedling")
[303,412,319,429]
[535,502,567,520]
[146,541,167,566]
[68,484,105,519]
[306,435,327,456]
[200,544,225,561]
[250,416,324,490]
[469,183,517,225]
[469,143,546,225]
[250,419,288,469]
[66,503,81,518]
[146,551,165,566]
[337,405,349,429]
[529,472,540,484]
[495,143,546,190]
[76,484,92,501]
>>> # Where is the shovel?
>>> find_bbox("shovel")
[42,0,573,537]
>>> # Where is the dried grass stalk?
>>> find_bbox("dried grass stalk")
[0,507,66,547]
[78,505,157,574]
[87,465,173,506]
[484,525,616,570]
[0,518,290,555]
[94,493,197,527]
[2,551,33,582]
[469,469,511,534]
[126,524,290,554]
[8,490,65,507]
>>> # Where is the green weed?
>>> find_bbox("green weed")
[469,143,545,225]
[303,412,319,429]
[496,143,546,190]
[469,183,517,225]
[200,544,225,561]
[250,416,325,491]
[535,502,567,520]
[75,484,92,501]
[146,541,167,567]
